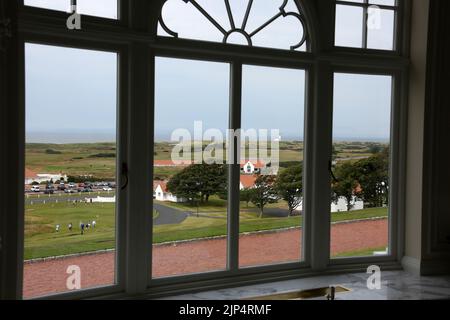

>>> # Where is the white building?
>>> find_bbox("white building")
[240,161,259,174]
[295,196,364,213]
[153,181,186,203]
[25,168,67,185]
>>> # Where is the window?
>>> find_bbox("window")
[5,0,409,300]
[152,57,230,278]
[24,44,118,298]
[158,0,308,51]
[331,73,392,258]
[335,0,397,50]
[24,0,119,19]
[239,65,306,268]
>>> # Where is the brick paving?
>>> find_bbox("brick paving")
[23,219,388,298]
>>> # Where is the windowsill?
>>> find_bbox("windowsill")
[157,270,450,300]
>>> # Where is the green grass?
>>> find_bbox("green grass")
[25,197,388,260]
[24,141,389,260]
[333,247,387,258]
[25,202,115,260]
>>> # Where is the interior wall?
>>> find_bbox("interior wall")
[402,0,429,273]
[404,0,450,275]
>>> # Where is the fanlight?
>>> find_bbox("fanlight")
[158,0,308,51]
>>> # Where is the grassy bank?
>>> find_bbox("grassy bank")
[25,199,388,260]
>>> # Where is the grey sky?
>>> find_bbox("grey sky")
[25,0,394,143]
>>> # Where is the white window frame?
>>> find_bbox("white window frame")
[1,0,411,299]
[334,0,406,54]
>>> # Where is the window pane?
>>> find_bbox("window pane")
[331,73,391,259]
[24,0,118,19]
[369,0,396,6]
[239,65,305,268]
[335,4,364,48]
[152,57,230,278]
[158,0,308,51]
[367,8,395,50]
[24,44,118,298]
[24,0,70,12]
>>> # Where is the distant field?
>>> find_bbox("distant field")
[26,141,387,181]
[26,143,117,180]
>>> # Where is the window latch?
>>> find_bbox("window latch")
[0,18,11,38]
[0,18,11,52]
[121,163,128,190]
[329,160,339,183]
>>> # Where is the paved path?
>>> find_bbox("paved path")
[153,204,189,225]
[23,219,388,298]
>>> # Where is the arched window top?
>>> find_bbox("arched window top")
[158,0,309,51]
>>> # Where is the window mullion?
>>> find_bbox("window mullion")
[362,0,369,49]
[227,62,242,272]
[310,61,334,271]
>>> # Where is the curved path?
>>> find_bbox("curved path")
[153,204,189,225]
[23,219,388,299]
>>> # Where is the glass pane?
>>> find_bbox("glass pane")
[24,44,118,298]
[367,8,395,50]
[335,4,364,48]
[331,73,391,259]
[239,65,305,268]
[152,57,230,278]
[369,0,396,6]
[24,0,118,19]
[158,0,308,51]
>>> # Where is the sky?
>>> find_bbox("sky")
[25,0,393,143]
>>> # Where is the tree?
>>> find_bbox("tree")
[166,167,201,206]
[275,164,303,216]
[249,175,279,218]
[332,162,360,211]
[368,144,382,154]
[167,163,227,205]
[240,188,252,208]
[331,145,339,161]
[353,148,389,208]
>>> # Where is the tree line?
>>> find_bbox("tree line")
[166,148,389,218]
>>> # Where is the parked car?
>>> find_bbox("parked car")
[68,183,77,188]
[102,187,113,192]
[64,189,78,194]
[80,187,93,193]
[31,186,40,192]
[44,188,54,195]
[58,183,66,191]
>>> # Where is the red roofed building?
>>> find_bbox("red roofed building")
[240,160,264,174]
[153,180,186,203]
[239,175,258,190]
[25,168,38,185]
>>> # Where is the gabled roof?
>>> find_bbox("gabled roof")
[240,160,265,169]
[153,180,168,192]
[25,168,38,179]
[240,175,258,189]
